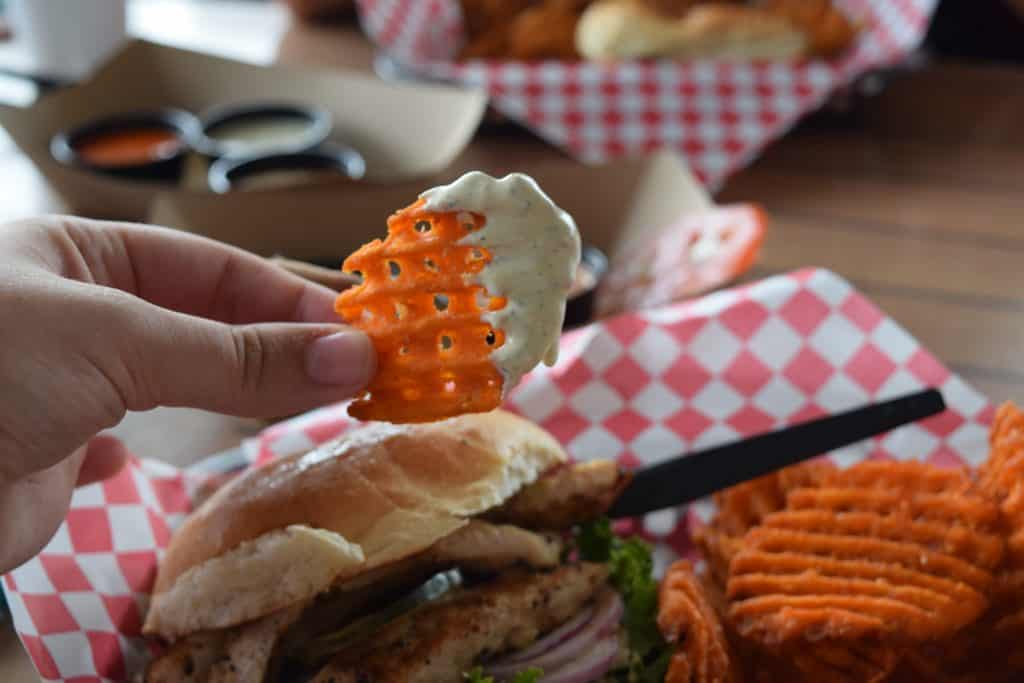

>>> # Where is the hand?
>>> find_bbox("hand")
[0,216,376,572]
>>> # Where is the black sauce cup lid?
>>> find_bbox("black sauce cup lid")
[207,143,367,193]
[564,245,609,330]
[195,102,332,159]
[50,108,201,172]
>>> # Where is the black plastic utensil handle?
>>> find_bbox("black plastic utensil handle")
[608,388,946,519]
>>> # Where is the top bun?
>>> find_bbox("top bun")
[143,410,567,639]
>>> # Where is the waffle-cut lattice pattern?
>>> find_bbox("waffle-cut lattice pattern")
[336,199,508,423]
[727,462,1004,646]
[658,560,738,683]
[694,460,837,591]
[977,403,1024,658]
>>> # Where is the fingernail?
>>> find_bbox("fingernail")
[305,331,376,387]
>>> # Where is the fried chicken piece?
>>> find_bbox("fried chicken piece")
[459,0,535,59]
[760,0,858,58]
[145,604,304,683]
[146,631,228,683]
[487,460,631,529]
[507,0,585,60]
[311,563,610,683]
[460,0,534,35]
[430,520,563,571]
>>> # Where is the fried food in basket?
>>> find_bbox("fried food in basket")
[687,407,1024,681]
[973,402,1024,675]
[335,172,580,424]
[693,459,835,589]
[726,461,1005,646]
[658,560,739,683]
[507,2,584,60]
[741,639,900,683]
[760,0,859,58]
[575,0,858,62]
[457,0,857,62]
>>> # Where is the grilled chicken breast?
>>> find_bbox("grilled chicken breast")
[146,604,304,683]
[312,563,610,683]
[145,521,565,683]
[490,460,630,529]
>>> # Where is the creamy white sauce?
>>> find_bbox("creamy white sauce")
[208,117,316,157]
[420,172,581,395]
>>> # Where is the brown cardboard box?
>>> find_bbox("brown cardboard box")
[0,40,488,220]
[150,149,711,266]
[0,39,713,269]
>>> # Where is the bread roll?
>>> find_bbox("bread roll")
[144,410,568,639]
[576,0,808,61]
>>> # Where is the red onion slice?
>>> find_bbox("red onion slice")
[540,635,621,683]
[496,606,594,666]
[485,591,623,680]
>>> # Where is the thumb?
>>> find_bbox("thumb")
[109,295,376,417]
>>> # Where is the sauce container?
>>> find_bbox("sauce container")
[195,102,331,160]
[207,143,366,193]
[564,245,608,329]
[50,109,200,181]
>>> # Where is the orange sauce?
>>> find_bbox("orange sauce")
[75,128,182,167]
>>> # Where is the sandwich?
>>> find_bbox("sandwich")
[142,410,673,683]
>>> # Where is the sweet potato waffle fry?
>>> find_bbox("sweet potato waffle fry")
[694,459,835,589]
[726,461,1004,646]
[689,407,1024,680]
[974,403,1024,675]
[743,639,900,683]
[336,199,507,423]
[658,560,739,683]
[785,640,899,683]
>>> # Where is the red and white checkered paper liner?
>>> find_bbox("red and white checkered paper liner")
[356,0,937,187]
[3,268,994,682]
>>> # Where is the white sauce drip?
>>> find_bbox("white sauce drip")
[420,171,581,395]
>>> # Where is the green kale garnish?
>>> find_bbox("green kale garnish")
[577,518,672,683]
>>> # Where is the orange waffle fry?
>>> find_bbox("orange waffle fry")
[761,0,860,57]
[742,639,901,683]
[974,402,1024,672]
[335,199,508,423]
[695,459,836,590]
[980,402,1024,561]
[888,634,1010,683]
[658,560,739,683]
[693,527,744,594]
[727,461,1004,646]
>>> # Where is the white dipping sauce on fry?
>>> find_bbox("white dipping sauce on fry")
[421,172,581,395]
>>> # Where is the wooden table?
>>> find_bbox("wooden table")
[3,1,1024,679]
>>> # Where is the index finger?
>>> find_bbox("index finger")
[48,217,346,325]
